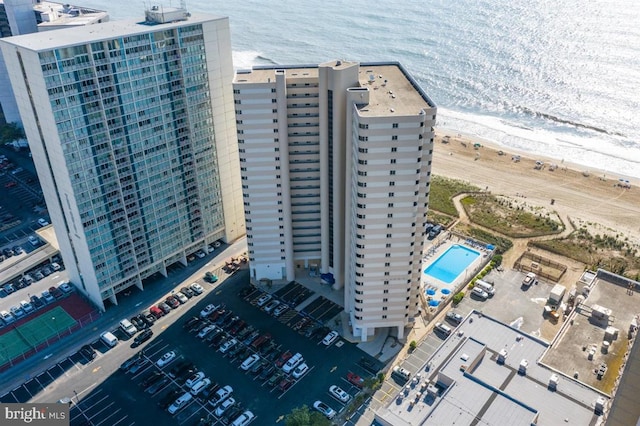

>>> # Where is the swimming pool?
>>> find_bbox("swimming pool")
[424,245,480,284]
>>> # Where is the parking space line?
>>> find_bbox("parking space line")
[82,394,109,412]
[107,413,129,426]
[89,402,117,424]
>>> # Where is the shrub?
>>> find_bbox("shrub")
[453,292,465,304]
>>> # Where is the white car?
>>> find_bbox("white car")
[20,300,34,313]
[263,299,280,313]
[282,353,303,373]
[256,293,272,307]
[185,371,205,388]
[200,304,218,318]
[58,282,73,293]
[231,410,255,426]
[322,330,339,346]
[198,325,217,339]
[190,378,211,396]
[471,287,489,300]
[329,385,351,403]
[313,401,336,419]
[190,283,204,295]
[168,392,192,414]
[37,218,49,227]
[196,250,206,258]
[240,354,260,371]
[0,310,15,324]
[219,338,238,353]
[208,385,233,407]
[41,290,55,303]
[214,396,235,417]
[175,292,188,304]
[292,362,309,379]
[273,304,288,317]
[156,351,176,368]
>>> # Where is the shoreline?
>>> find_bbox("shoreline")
[431,127,640,246]
[436,127,639,185]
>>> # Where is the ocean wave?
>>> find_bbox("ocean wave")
[232,50,279,70]
[515,106,625,137]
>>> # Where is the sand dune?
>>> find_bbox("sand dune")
[431,129,640,245]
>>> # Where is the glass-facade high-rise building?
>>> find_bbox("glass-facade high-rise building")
[0,11,245,310]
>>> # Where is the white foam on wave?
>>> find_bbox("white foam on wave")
[437,108,640,180]
[232,50,262,70]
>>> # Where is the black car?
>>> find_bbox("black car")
[130,316,145,330]
[79,344,96,360]
[169,361,196,379]
[205,328,223,343]
[258,364,275,380]
[158,389,182,409]
[184,317,200,329]
[141,371,163,388]
[120,352,144,371]
[141,312,156,327]
[2,248,13,257]
[145,377,170,395]
[132,329,153,347]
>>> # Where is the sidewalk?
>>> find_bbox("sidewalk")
[0,237,248,395]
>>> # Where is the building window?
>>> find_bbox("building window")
[390,170,395,175]
[391,159,396,164]
[392,123,398,128]
[392,136,398,141]
[382,315,387,319]
[385,253,391,258]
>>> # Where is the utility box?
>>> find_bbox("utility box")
[548,284,566,306]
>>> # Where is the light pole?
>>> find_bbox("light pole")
[51,316,60,339]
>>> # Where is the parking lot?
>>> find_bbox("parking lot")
[6,269,382,424]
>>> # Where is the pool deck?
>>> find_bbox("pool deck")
[420,233,491,314]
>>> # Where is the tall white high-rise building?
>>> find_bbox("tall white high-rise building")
[0,10,245,310]
[234,60,436,340]
[0,0,108,124]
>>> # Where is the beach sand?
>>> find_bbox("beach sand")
[431,129,640,245]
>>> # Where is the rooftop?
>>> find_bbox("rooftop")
[0,12,226,51]
[376,311,605,426]
[33,1,107,29]
[234,61,435,117]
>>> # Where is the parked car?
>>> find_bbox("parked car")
[168,361,195,379]
[0,310,15,324]
[132,329,153,347]
[141,371,163,388]
[445,311,464,325]
[41,290,55,304]
[10,305,25,318]
[58,282,73,293]
[313,401,336,419]
[322,330,339,346]
[175,292,188,304]
[146,377,170,395]
[208,385,233,407]
[347,372,365,388]
[180,287,194,298]
[219,338,238,354]
[434,322,452,337]
[190,283,204,295]
[30,295,44,309]
[183,317,200,329]
[263,299,280,313]
[120,353,143,371]
[392,365,411,382]
[128,357,149,374]
[150,306,165,318]
[168,392,192,414]
[79,344,96,360]
[20,300,34,313]
[12,246,23,255]
[190,378,211,396]
[204,272,218,283]
[200,304,218,318]
[214,396,235,417]
[165,296,180,309]
[158,302,172,314]
[282,353,303,373]
[256,293,272,307]
[230,410,254,426]
[49,286,63,299]
[471,286,489,300]
[292,362,309,379]
[240,354,260,371]
[273,304,288,317]
[37,218,49,227]
[158,390,182,410]
[156,351,176,367]
[185,372,206,388]
[329,385,351,403]
[275,351,292,368]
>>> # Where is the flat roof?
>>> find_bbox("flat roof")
[234,61,436,117]
[0,12,226,51]
[376,311,605,426]
[34,1,107,28]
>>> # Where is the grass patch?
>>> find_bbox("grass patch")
[462,194,563,237]
[454,224,513,255]
[532,228,640,278]
[429,176,479,217]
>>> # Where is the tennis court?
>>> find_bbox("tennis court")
[0,306,76,364]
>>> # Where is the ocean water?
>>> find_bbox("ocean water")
[80,0,640,178]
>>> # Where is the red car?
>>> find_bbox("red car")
[278,377,294,392]
[4,181,16,188]
[275,350,292,368]
[251,333,272,349]
[49,286,64,299]
[347,372,365,388]
[165,296,180,309]
[150,306,165,318]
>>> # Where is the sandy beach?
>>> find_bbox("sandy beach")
[431,129,640,246]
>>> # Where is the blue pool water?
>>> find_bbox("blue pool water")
[424,245,480,284]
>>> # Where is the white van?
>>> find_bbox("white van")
[119,319,137,336]
[475,280,495,296]
[101,331,119,347]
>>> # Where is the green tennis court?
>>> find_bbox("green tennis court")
[0,306,77,364]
